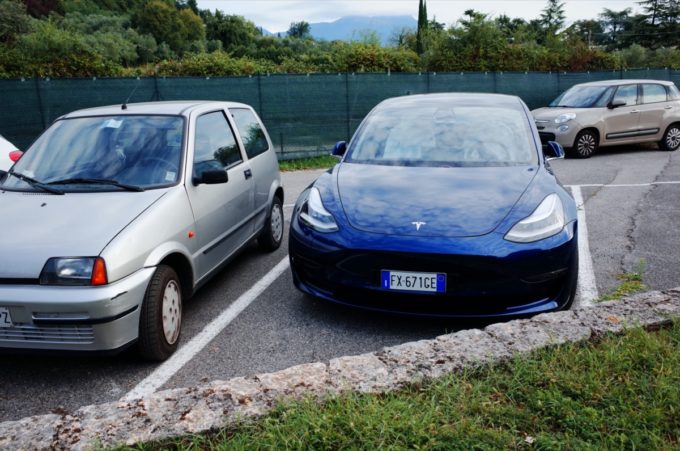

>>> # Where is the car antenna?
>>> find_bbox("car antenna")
[122,78,141,110]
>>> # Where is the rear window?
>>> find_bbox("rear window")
[642,84,668,104]
[230,108,269,159]
[346,104,537,167]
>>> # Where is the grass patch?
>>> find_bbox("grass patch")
[278,155,338,172]
[134,322,680,450]
[599,260,646,302]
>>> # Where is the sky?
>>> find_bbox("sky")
[196,0,642,33]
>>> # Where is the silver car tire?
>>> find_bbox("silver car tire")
[571,130,598,159]
[258,196,284,252]
[660,124,680,151]
[138,265,182,361]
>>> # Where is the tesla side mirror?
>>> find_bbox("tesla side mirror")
[608,99,626,109]
[545,141,565,161]
[331,141,347,158]
[9,150,23,162]
[193,169,228,185]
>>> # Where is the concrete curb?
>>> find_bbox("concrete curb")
[2,289,678,450]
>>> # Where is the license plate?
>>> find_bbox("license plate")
[0,307,12,328]
[381,270,446,293]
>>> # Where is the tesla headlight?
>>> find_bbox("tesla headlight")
[505,194,565,243]
[555,113,576,124]
[39,257,108,286]
[299,187,339,233]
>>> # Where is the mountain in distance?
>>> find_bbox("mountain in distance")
[311,15,416,45]
[265,15,417,45]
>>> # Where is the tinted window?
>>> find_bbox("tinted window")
[2,115,184,190]
[612,85,638,106]
[550,86,611,108]
[230,108,269,159]
[642,84,668,104]
[194,111,242,176]
[347,105,536,167]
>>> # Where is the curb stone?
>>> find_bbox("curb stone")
[1,289,678,450]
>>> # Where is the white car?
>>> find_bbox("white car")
[0,134,18,171]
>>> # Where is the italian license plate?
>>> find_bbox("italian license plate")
[0,307,12,328]
[381,270,446,293]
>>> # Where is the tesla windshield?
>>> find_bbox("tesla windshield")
[1,115,184,191]
[346,105,537,167]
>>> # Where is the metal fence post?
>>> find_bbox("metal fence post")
[34,77,46,130]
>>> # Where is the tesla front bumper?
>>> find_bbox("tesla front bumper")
[0,267,155,352]
[290,219,578,318]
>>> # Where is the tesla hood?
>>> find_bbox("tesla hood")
[337,163,536,238]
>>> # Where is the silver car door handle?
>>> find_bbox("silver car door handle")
[244,169,252,179]
[630,110,640,114]
[665,106,673,110]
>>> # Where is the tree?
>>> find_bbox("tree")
[416,0,427,53]
[599,8,633,49]
[0,0,31,43]
[540,0,566,31]
[287,21,310,39]
[201,11,260,52]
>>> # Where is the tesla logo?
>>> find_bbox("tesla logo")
[412,221,427,231]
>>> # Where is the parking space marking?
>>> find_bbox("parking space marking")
[567,181,680,188]
[570,186,599,306]
[122,256,291,402]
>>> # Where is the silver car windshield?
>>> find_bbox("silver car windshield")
[347,105,537,167]
[550,86,612,108]
[1,115,184,191]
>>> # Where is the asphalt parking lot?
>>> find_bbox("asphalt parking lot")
[1,146,679,423]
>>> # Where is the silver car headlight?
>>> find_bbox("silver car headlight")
[299,188,339,233]
[505,194,565,243]
[555,113,576,124]
[39,257,108,286]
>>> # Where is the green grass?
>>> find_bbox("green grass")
[599,260,646,302]
[278,155,338,172]
[134,322,680,450]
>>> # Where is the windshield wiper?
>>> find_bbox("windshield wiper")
[47,178,145,192]
[7,170,64,195]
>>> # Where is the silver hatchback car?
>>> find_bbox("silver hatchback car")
[532,79,680,158]
[0,101,283,360]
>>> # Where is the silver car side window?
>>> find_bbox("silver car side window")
[194,111,243,174]
[641,84,668,104]
[612,85,638,106]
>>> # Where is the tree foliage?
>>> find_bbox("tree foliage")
[1,0,679,78]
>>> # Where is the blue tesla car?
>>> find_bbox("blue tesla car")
[289,93,578,318]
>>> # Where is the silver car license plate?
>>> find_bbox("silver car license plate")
[381,270,446,293]
[0,307,12,328]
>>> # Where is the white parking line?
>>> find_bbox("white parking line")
[567,180,680,188]
[122,256,290,402]
[570,186,599,306]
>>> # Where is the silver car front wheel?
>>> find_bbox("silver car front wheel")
[138,265,183,361]
[573,130,598,159]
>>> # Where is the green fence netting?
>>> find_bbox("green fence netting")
[1,68,678,159]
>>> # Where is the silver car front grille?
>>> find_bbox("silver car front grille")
[0,324,95,344]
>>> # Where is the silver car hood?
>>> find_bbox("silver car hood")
[0,190,167,278]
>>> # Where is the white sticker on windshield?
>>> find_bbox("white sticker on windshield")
[165,171,176,182]
[102,119,123,129]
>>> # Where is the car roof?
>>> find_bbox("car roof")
[573,79,676,88]
[59,100,252,119]
[377,93,524,109]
